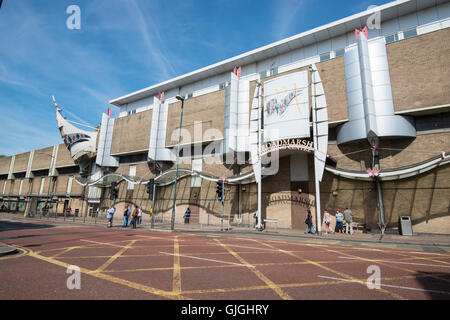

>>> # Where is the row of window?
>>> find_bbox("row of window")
[328,111,450,141]
[0,166,80,181]
[318,27,419,63]
[385,27,418,44]
[124,27,421,116]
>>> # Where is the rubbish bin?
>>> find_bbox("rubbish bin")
[399,216,413,236]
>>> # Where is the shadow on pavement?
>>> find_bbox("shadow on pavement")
[0,220,54,232]
[414,272,450,300]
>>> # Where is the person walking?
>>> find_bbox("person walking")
[305,209,315,234]
[130,206,139,229]
[335,209,344,234]
[343,207,353,235]
[107,205,115,228]
[323,208,333,234]
[184,207,191,224]
[137,206,142,225]
[253,212,258,230]
[122,203,131,227]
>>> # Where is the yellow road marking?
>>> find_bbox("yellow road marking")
[14,244,190,300]
[50,246,81,259]
[214,239,293,300]
[95,240,136,273]
[253,239,405,300]
[304,243,413,299]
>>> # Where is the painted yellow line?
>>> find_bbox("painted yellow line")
[21,246,190,300]
[214,239,293,300]
[95,240,136,273]
[254,239,405,300]
[172,237,182,295]
[50,246,81,259]
[303,243,407,300]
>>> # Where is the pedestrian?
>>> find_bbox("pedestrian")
[343,207,353,235]
[335,209,344,233]
[323,208,333,234]
[67,206,71,216]
[122,203,130,227]
[253,212,258,229]
[138,206,142,225]
[184,207,191,224]
[43,204,49,216]
[130,206,139,229]
[107,205,115,228]
[304,209,315,234]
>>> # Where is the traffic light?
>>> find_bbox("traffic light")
[109,182,116,200]
[146,179,154,199]
[110,182,119,200]
[216,180,224,201]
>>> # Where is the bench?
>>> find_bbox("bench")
[343,222,365,233]
[352,222,365,232]
[264,219,279,232]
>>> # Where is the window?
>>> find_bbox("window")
[335,48,345,58]
[415,112,450,132]
[320,52,331,62]
[403,28,418,39]
[259,71,268,79]
[57,166,79,175]
[269,67,278,76]
[186,92,193,99]
[219,82,226,90]
[118,153,147,164]
[33,169,49,177]
[13,172,26,179]
[385,33,399,44]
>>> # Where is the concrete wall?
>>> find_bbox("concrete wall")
[0,157,11,175]
[12,152,30,173]
[55,144,74,168]
[165,90,226,147]
[388,28,450,112]
[111,109,152,155]
[31,147,54,170]
[328,132,450,171]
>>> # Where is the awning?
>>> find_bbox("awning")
[325,152,450,181]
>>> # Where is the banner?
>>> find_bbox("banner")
[263,71,310,142]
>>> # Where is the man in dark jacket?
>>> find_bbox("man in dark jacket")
[305,209,315,234]
[184,207,191,224]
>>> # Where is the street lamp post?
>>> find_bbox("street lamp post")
[170,95,185,230]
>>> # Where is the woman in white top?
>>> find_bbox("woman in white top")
[137,207,142,225]
[323,208,333,234]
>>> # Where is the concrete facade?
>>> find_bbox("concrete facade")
[1,0,449,234]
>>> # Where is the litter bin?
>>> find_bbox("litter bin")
[399,216,413,236]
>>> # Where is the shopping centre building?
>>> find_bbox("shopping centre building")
[1,0,449,234]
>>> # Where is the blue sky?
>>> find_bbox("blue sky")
[0,0,392,156]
